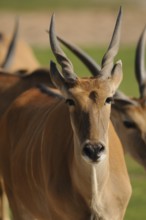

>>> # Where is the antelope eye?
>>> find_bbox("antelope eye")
[105,97,114,104]
[66,99,75,106]
[123,120,137,129]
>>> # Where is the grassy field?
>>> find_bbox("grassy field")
[125,156,146,220]
[33,46,146,220]
[0,0,140,11]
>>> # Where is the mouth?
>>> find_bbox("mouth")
[82,152,106,164]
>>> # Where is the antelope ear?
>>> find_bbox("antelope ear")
[111,60,123,91]
[50,61,67,91]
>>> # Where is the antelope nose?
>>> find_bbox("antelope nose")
[82,143,105,162]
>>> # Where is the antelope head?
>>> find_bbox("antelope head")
[111,26,146,168]
[49,8,123,164]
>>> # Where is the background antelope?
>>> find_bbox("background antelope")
[0,9,131,220]
[111,26,146,169]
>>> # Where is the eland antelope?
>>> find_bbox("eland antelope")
[0,8,131,220]
[58,21,146,169]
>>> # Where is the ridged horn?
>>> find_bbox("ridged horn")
[57,36,101,76]
[101,7,122,76]
[135,26,146,98]
[1,18,19,69]
[49,14,77,82]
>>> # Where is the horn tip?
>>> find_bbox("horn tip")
[118,6,123,20]
[49,13,55,33]
[119,6,122,12]
[14,16,19,33]
[51,13,55,23]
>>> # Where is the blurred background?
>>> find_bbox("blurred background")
[0,0,146,219]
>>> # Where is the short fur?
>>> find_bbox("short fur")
[0,80,131,219]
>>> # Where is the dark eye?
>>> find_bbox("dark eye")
[66,99,75,106]
[123,120,137,129]
[105,97,114,104]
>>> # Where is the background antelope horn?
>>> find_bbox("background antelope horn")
[135,25,146,97]
[1,18,19,69]
[57,36,101,76]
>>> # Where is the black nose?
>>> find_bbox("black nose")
[82,143,105,162]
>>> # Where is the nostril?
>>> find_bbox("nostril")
[83,144,95,159]
[82,143,105,162]
[96,143,105,154]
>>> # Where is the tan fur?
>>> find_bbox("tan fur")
[0,68,54,118]
[111,98,146,169]
[0,68,55,219]
[0,74,131,219]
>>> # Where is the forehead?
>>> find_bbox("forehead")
[69,77,113,98]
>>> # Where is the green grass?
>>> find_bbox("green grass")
[0,0,115,11]
[33,45,146,220]
[0,0,141,11]
[125,155,146,220]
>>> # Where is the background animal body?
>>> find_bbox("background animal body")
[0,68,55,220]
[0,68,54,118]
